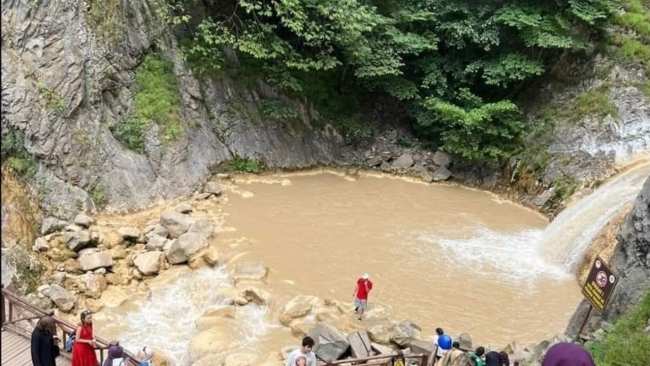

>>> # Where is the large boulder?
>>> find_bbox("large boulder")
[390,321,421,347]
[367,323,393,344]
[432,166,452,181]
[308,323,350,362]
[77,273,107,299]
[347,330,373,358]
[43,284,76,312]
[432,151,452,167]
[392,154,415,169]
[165,232,208,264]
[146,235,168,251]
[78,251,113,271]
[279,295,318,325]
[188,218,214,239]
[64,231,94,252]
[134,251,163,275]
[232,261,269,285]
[41,217,69,235]
[118,227,141,240]
[203,182,222,196]
[409,340,435,355]
[458,333,473,350]
[73,214,95,228]
[160,211,196,238]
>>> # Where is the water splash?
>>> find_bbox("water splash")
[416,161,650,284]
[112,266,271,365]
[538,162,650,271]
[418,228,569,285]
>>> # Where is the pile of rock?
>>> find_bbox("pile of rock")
[361,130,454,183]
[275,294,473,364]
[27,202,220,315]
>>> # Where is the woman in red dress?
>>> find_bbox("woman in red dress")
[72,310,98,366]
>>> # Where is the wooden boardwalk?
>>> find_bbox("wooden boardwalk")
[1,329,71,366]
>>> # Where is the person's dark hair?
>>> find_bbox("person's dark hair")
[475,347,485,357]
[80,310,91,321]
[36,316,56,334]
[302,336,315,348]
[499,351,510,366]
[436,328,444,335]
[452,341,460,349]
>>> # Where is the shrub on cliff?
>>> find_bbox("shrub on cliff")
[587,290,650,366]
[157,0,620,161]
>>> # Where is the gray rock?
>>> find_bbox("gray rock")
[43,284,76,312]
[118,227,141,240]
[33,237,50,252]
[366,156,383,167]
[380,161,392,172]
[432,151,452,167]
[175,203,193,214]
[41,218,68,235]
[347,330,373,358]
[64,224,84,232]
[77,273,107,299]
[418,166,434,183]
[409,339,434,355]
[146,235,168,251]
[26,293,54,311]
[165,232,208,264]
[78,251,113,271]
[50,272,67,286]
[432,166,452,181]
[160,212,196,238]
[308,323,350,362]
[195,193,212,200]
[64,231,94,252]
[134,251,163,275]
[371,342,396,355]
[204,182,222,196]
[392,154,415,169]
[188,218,214,239]
[458,332,473,349]
[390,321,421,347]
[74,214,95,228]
[149,224,169,238]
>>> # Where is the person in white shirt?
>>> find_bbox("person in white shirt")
[285,336,317,366]
[429,327,448,365]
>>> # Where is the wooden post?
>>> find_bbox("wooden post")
[421,354,429,366]
[1,284,5,326]
[577,304,593,336]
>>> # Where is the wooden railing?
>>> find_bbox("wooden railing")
[1,285,141,366]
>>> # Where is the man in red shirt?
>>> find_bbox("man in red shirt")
[353,273,373,321]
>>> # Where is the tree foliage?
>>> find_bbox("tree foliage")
[160,0,620,161]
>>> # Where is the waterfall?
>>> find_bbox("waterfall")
[538,161,650,272]
[418,160,650,284]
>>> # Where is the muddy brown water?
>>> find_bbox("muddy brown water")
[94,170,584,365]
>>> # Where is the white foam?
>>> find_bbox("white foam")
[114,266,271,365]
[417,227,569,286]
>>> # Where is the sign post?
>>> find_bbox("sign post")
[578,256,618,335]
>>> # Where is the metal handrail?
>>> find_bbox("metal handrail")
[1,285,141,366]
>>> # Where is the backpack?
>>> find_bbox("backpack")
[65,331,75,353]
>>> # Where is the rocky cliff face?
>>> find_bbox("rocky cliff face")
[566,175,650,336]
[2,0,648,221]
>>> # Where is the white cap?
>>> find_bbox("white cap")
[362,273,370,280]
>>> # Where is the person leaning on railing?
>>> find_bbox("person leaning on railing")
[31,316,61,366]
[72,310,99,366]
